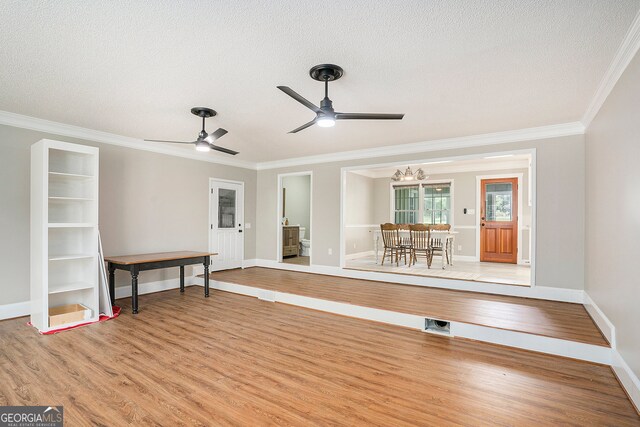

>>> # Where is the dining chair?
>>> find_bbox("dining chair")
[396,223,412,247]
[380,223,407,266]
[409,224,433,267]
[428,224,452,265]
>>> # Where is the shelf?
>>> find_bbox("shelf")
[49,171,94,179]
[49,282,95,295]
[49,196,94,201]
[48,223,95,228]
[49,254,94,261]
[32,140,100,333]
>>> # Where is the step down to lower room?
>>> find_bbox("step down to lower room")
[201,267,611,365]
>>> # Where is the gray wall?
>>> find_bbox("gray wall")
[0,124,256,304]
[256,134,585,290]
[282,175,311,240]
[585,50,640,378]
[366,168,531,259]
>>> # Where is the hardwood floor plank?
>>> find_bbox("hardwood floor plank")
[210,267,609,347]
[0,288,637,425]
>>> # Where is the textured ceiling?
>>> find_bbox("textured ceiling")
[1,1,638,162]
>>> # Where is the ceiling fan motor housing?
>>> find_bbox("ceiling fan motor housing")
[320,97,334,114]
[309,64,344,81]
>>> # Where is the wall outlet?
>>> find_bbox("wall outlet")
[245,223,251,229]
[353,243,357,249]
[328,248,333,255]
[458,245,462,251]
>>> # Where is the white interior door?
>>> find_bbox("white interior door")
[210,179,244,271]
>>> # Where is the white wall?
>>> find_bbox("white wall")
[282,174,311,240]
[256,134,585,290]
[585,49,640,378]
[0,124,257,305]
[344,172,375,255]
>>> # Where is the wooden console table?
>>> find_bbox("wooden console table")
[104,251,216,314]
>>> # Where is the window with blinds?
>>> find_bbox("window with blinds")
[392,182,452,225]
[423,183,451,224]
[393,185,419,224]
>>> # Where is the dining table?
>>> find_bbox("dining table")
[372,229,458,269]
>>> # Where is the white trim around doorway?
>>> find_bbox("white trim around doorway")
[208,178,245,271]
[475,168,535,286]
[276,171,313,267]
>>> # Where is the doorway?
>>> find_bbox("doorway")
[480,177,518,263]
[277,172,312,267]
[209,178,244,271]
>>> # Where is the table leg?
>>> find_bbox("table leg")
[441,242,446,269]
[204,256,210,297]
[108,263,115,306]
[131,266,139,314]
[179,265,185,293]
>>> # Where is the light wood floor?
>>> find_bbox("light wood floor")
[345,254,531,286]
[0,288,637,425]
[210,267,609,347]
[282,255,310,266]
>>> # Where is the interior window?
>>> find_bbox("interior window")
[392,182,452,225]
[393,185,419,224]
[423,183,451,224]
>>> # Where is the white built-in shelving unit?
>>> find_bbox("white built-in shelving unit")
[30,139,100,332]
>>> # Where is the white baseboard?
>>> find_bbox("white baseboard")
[242,259,258,268]
[583,292,616,348]
[583,292,639,412]
[114,276,196,299]
[344,250,375,260]
[612,350,640,413]
[0,301,30,321]
[451,255,477,262]
[453,322,610,365]
[249,259,585,303]
[203,278,610,364]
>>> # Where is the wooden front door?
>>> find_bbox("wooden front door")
[480,178,518,263]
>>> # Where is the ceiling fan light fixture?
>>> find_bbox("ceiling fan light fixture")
[278,64,404,134]
[195,140,211,152]
[317,116,336,128]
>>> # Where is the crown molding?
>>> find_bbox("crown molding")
[0,110,257,170]
[255,122,584,170]
[582,10,640,128]
[0,109,584,172]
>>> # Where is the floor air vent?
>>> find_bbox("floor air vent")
[424,318,452,336]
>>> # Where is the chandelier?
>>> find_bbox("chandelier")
[391,166,427,182]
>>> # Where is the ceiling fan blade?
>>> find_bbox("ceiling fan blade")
[204,128,228,143]
[145,139,197,144]
[277,86,321,113]
[209,144,239,156]
[335,112,405,120]
[288,119,317,134]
